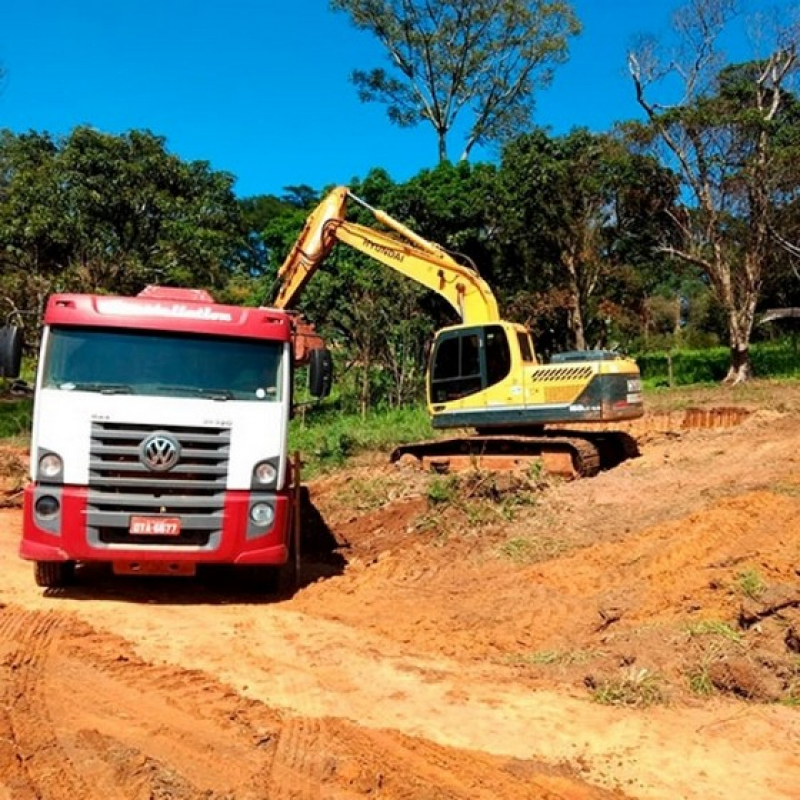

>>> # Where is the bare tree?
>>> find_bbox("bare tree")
[628,0,798,382]
[330,0,580,163]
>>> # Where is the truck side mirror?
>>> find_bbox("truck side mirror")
[307,347,333,399]
[0,325,23,379]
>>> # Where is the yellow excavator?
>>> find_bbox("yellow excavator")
[274,186,643,477]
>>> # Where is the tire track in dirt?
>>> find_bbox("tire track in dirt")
[0,604,279,799]
[267,716,334,799]
[0,600,619,800]
[0,607,92,800]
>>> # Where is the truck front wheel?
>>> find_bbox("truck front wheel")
[34,561,75,588]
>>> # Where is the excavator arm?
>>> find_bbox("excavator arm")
[273,187,500,324]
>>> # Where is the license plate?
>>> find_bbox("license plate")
[129,516,182,536]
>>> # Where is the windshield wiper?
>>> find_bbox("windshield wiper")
[149,384,234,401]
[61,382,134,395]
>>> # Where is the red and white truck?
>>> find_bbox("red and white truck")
[0,286,330,589]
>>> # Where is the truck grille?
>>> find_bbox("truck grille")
[87,422,230,548]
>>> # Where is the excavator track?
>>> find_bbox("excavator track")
[390,431,634,479]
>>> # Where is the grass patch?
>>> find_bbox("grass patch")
[418,470,544,533]
[591,668,666,708]
[685,620,743,644]
[339,475,416,511]
[505,649,601,667]
[0,399,33,443]
[687,665,717,697]
[290,405,433,477]
[426,474,460,506]
[498,534,566,563]
[735,568,767,600]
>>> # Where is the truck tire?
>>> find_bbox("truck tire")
[0,326,23,379]
[34,560,75,588]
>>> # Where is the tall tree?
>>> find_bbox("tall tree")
[0,127,249,320]
[627,0,799,382]
[493,128,678,351]
[330,0,580,163]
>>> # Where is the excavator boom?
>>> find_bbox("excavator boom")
[274,187,500,323]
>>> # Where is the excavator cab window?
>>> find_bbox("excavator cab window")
[516,331,535,363]
[430,331,483,402]
[430,325,512,403]
[485,326,511,385]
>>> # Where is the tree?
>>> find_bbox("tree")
[628,0,799,382]
[330,0,580,163]
[0,127,249,321]
[493,128,678,351]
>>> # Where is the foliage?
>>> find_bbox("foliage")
[493,128,680,351]
[0,127,249,340]
[636,338,800,387]
[330,0,580,162]
[0,399,33,441]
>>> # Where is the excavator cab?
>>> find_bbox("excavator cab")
[428,322,531,405]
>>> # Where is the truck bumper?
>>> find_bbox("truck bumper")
[20,485,292,566]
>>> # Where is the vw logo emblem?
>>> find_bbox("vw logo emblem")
[140,432,181,472]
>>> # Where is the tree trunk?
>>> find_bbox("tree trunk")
[438,131,448,164]
[724,343,752,384]
[723,304,755,384]
[563,252,586,350]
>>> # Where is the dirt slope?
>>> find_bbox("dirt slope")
[1,387,800,799]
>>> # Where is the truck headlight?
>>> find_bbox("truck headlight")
[253,460,277,486]
[250,502,275,527]
[39,453,63,481]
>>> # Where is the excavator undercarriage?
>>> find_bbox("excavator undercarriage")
[391,429,640,479]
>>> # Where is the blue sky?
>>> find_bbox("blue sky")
[0,1,792,198]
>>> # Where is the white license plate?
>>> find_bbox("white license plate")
[129,516,182,536]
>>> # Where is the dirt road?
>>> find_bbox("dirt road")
[1,387,800,799]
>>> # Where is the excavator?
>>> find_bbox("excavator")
[274,186,643,478]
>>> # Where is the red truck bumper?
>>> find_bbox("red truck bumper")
[20,485,292,566]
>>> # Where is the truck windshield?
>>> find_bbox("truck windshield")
[41,327,284,402]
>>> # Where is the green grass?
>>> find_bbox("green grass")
[685,620,743,644]
[591,668,666,708]
[0,398,33,443]
[498,534,567,563]
[504,649,601,667]
[687,666,717,696]
[290,404,434,477]
[637,339,800,388]
[735,568,767,600]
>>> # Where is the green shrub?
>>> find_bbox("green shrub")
[0,399,33,441]
[636,339,800,387]
[290,404,433,477]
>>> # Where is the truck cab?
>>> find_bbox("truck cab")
[5,286,330,589]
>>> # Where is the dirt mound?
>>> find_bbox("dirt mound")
[0,445,26,507]
[293,409,800,707]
